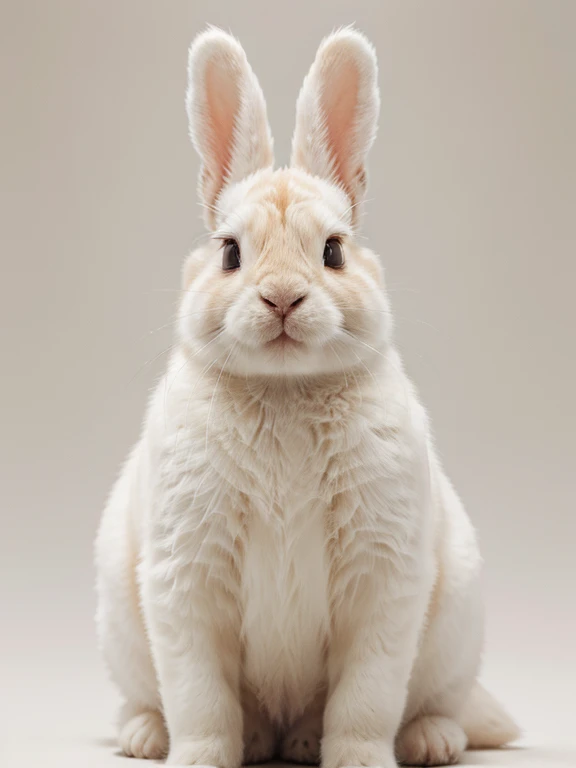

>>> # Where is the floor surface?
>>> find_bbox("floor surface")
[6,642,575,768]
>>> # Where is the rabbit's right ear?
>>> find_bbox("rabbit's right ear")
[187,28,274,229]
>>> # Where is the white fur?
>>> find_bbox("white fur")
[291,26,380,220]
[96,27,519,768]
[186,27,274,228]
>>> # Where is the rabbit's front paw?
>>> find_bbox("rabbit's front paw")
[395,716,466,766]
[119,709,168,760]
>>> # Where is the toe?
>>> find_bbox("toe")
[396,716,466,766]
[119,710,168,759]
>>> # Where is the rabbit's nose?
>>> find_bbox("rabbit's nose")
[259,290,307,316]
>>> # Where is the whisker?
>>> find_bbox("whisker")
[342,197,374,219]
[198,200,225,216]
[334,305,439,331]
[189,231,212,248]
[164,329,226,396]
[327,341,348,390]
[333,305,389,314]
[394,315,441,334]
[334,334,386,407]
[340,329,411,409]
[127,344,174,385]
[174,353,224,459]
[145,288,216,296]
[145,308,222,337]
[163,356,190,427]
[204,343,238,453]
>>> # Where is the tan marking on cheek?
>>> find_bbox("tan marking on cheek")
[196,275,237,336]
[332,275,364,312]
[358,256,381,284]
[204,285,221,317]
[350,244,383,285]
[326,269,380,336]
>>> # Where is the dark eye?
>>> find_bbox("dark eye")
[222,239,241,271]
[323,238,344,269]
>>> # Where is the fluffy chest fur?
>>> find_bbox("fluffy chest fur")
[152,360,428,725]
[241,504,329,723]
[211,380,364,722]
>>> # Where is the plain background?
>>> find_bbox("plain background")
[1,1,575,766]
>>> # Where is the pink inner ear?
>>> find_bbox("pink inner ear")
[321,57,359,195]
[205,56,241,197]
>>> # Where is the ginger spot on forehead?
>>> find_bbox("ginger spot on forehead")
[249,174,295,227]
[243,171,325,253]
[271,177,292,224]
[250,172,317,218]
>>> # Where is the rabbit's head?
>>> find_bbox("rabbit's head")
[180,27,391,377]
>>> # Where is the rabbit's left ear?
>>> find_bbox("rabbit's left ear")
[187,28,274,228]
[291,29,380,212]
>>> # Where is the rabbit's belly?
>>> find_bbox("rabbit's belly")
[240,503,330,723]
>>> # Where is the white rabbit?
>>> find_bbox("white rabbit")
[95,27,519,767]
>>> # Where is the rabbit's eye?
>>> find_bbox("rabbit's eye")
[222,239,241,271]
[323,238,344,269]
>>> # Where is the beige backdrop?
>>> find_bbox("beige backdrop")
[1,1,575,766]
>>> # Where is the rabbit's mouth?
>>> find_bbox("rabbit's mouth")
[267,330,301,349]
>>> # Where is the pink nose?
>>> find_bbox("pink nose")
[259,290,307,316]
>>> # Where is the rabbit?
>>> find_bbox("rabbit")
[95,27,520,768]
